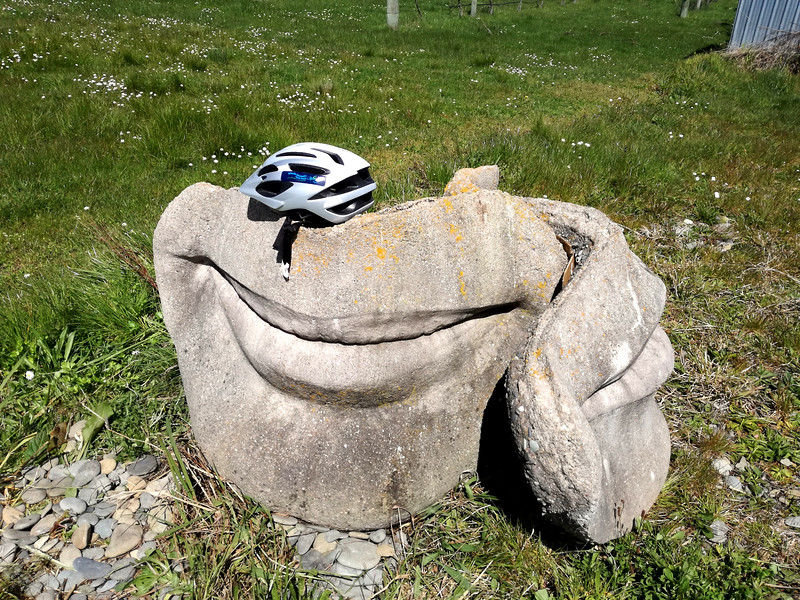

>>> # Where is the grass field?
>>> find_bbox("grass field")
[1,0,799,597]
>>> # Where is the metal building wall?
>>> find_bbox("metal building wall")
[729,0,800,48]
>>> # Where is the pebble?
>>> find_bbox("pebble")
[59,544,82,568]
[0,542,16,563]
[13,513,42,531]
[724,475,745,493]
[73,521,93,550]
[22,488,48,505]
[368,529,386,544]
[30,514,58,537]
[61,497,88,515]
[313,532,338,554]
[786,516,800,529]
[77,512,100,527]
[3,505,24,526]
[708,520,729,544]
[93,502,116,519]
[71,461,102,488]
[74,556,113,579]
[100,458,117,474]
[711,457,732,477]
[105,523,143,558]
[272,514,298,527]
[337,539,381,571]
[127,455,158,477]
[735,457,750,471]
[294,532,316,555]
[95,518,117,539]
[348,531,370,540]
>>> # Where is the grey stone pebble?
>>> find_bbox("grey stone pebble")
[13,512,42,531]
[37,572,60,589]
[73,556,113,579]
[301,548,336,571]
[712,457,732,476]
[25,581,44,597]
[30,514,58,536]
[45,475,74,497]
[60,497,88,515]
[58,567,85,591]
[21,488,47,504]
[337,538,380,571]
[725,475,745,493]
[70,595,88,600]
[348,531,370,540]
[24,466,47,482]
[35,591,57,600]
[295,532,316,555]
[48,464,70,480]
[97,579,119,593]
[0,542,16,563]
[95,518,117,539]
[3,526,36,541]
[785,516,800,529]
[59,544,82,568]
[83,546,106,560]
[93,502,116,518]
[324,529,346,542]
[708,520,729,544]
[71,461,101,488]
[368,529,386,544]
[139,492,156,510]
[77,512,99,527]
[127,455,158,477]
[272,514,298,526]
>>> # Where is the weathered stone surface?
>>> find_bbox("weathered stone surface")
[443,165,500,196]
[504,197,673,543]
[154,183,567,531]
[155,175,673,543]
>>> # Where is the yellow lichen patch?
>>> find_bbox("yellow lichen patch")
[376,247,387,260]
[458,270,467,299]
[442,197,454,212]
[364,265,373,272]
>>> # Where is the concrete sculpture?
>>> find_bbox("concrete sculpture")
[154,168,673,544]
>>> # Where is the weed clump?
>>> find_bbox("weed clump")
[727,31,800,74]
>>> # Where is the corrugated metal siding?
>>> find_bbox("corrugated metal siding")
[730,0,800,48]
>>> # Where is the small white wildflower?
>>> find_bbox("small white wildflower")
[714,191,720,199]
[684,219,694,225]
[745,196,751,201]
[84,206,90,210]
[25,370,34,380]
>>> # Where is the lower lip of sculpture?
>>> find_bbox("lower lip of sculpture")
[214,268,526,407]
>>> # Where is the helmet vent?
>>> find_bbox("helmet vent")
[310,169,374,200]
[255,180,293,198]
[289,163,330,176]
[275,151,316,158]
[313,148,344,165]
[328,192,374,216]
[257,164,278,177]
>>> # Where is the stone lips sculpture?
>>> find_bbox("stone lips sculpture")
[154,168,674,544]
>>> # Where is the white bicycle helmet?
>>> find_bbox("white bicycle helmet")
[240,142,376,224]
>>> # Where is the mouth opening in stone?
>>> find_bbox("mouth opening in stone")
[221,269,521,345]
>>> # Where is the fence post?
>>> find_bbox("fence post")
[471,0,477,17]
[387,0,399,29]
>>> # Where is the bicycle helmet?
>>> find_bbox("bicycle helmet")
[240,142,376,225]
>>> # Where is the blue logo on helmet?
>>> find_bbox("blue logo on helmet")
[282,171,327,186]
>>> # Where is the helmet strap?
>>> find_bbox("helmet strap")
[272,215,302,281]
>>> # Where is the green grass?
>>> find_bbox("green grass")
[1,0,799,597]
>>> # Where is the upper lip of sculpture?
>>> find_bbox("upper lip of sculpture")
[223,270,519,345]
